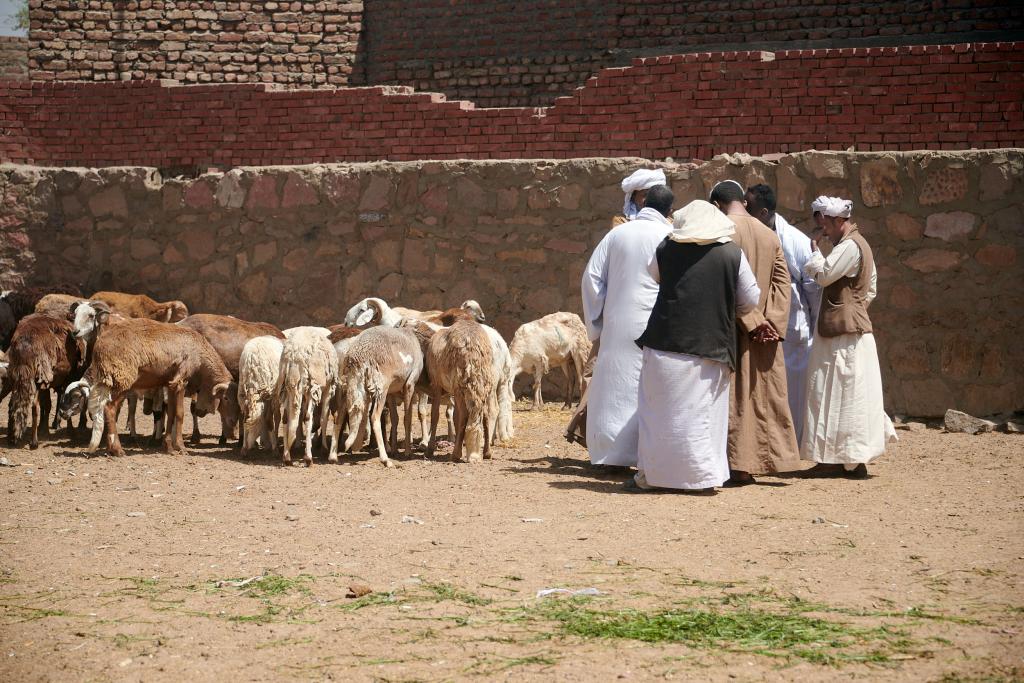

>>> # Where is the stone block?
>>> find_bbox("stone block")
[943,409,996,435]
[282,247,308,272]
[359,175,392,211]
[245,175,279,210]
[888,339,930,376]
[924,211,975,242]
[183,180,215,209]
[401,240,432,274]
[978,162,1015,202]
[555,183,584,211]
[775,164,805,212]
[545,238,587,254]
[885,213,922,241]
[496,187,519,212]
[238,271,268,305]
[378,272,404,300]
[252,241,277,266]
[129,238,161,261]
[806,154,846,179]
[888,283,918,309]
[418,185,448,214]
[162,244,185,265]
[281,173,318,208]
[940,333,975,380]
[88,186,128,217]
[216,172,246,209]
[322,172,361,207]
[859,157,903,207]
[974,244,1017,268]
[900,378,955,418]
[370,240,401,271]
[455,176,486,210]
[180,227,215,261]
[901,248,963,273]
[918,167,968,205]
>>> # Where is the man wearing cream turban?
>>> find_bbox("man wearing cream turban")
[581,184,674,467]
[620,168,667,221]
[709,179,801,484]
[801,197,897,477]
[627,201,761,492]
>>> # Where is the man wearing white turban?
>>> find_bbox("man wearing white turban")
[801,197,897,477]
[581,184,674,467]
[627,201,761,492]
[620,168,667,221]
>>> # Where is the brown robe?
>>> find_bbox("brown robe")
[727,214,801,474]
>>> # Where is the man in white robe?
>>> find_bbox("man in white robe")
[745,184,820,444]
[581,185,673,467]
[627,200,761,492]
[620,168,667,221]
[801,196,897,478]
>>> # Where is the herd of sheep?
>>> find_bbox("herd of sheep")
[0,286,593,467]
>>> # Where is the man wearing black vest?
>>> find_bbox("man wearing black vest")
[626,200,761,493]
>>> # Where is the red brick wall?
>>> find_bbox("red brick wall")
[3,43,1022,168]
[0,37,28,81]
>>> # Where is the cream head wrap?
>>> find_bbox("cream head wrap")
[621,168,667,218]
[669,200,736,244]
[811,196,853,218]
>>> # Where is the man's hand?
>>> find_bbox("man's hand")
[750,322,780,344]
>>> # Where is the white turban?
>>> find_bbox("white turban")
[621,168,667,218]
[669,200,736,245]
[811,196,852,218]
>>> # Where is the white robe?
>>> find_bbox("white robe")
[801,239,897,465]
[581,208,670,466]
[635,251,761,490]
[774,213,821,445]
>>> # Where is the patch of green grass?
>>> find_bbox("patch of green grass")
[1,605,75,623]
[337,591,403,611]
[510,596,918,666]
[422,581,492,606]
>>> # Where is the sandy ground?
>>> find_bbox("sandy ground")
[0,402,1021,682]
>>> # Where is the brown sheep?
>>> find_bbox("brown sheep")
[176,314,285,446]
[82,317,231,457]
[1,284,82,349]
[90,291,189,323]
[425,320,496,463]
[6,314,86,448]
[34,293,87,319]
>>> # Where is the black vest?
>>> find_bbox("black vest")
[635,238,742,370]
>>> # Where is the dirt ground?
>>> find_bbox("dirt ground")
[0,402,1021,683]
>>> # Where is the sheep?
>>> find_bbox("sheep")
[336,325,423,467]
[509,312,591,410]
[238,335,284,456]
[344,298,486,328]
[425,320,496,463]
[76,317,232,457]
[276,326,338,467]
[1,284,82,349]
[0,298,17,351]
[90,291,189,323]
[176,314,285,446]
[6,314,85,448]
[284,326,330,339]
[482,325,515,444]
[34,293,87,319]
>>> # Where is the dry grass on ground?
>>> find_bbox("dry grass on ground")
[0,402,1021,682]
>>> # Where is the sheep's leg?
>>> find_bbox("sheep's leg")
[319,387,333,456]
[173,389,187,453]
[127,393,138,439]
[301,391,315,467]
[189,401,202,445]
[387,398,399,453]
[269,396,280,454]
[48,387,61,431]
[572,353,586,409]
[402,384,415,459]
[451,396,468,462]
[425,394,441,458]
[465,407,484,464]
[281,388,299,466]
[445,399,455,440]
[532,367,544,410]
[342,399,365,454]
[29,386,40,450]
[77,400,89,436]
[369,395,393,468]
[416,392,429,448]
[329,387,346,463]
[86,385,111,454]
[105,395,126,457]
[162,389,178,454]
[561,363,574,408]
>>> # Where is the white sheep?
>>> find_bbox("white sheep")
[509,312,591,410]
[276,326,338,467]
[344,297,485,328]
[238,335,284,456]
[425,320,496,463]
[482,325,514,444]
[337,325,423,467]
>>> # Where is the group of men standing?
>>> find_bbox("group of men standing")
[576,168,895,492]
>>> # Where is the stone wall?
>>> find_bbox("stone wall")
[0,37,28,80]
[3,43,1023,168]
[25,1,1024,106]
[1,150,1021,417]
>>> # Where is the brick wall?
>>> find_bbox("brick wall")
[26,1,1024,107]
[362,0,1024,107]
[2,43,1022,168]
[28,1,363,85]
[0,37,28,80]
[2,151,1021,416]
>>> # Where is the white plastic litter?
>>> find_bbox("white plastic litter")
[536,587,601,599]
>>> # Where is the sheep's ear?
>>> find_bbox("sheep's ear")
[355,308,375,326]
[69,301,81,318]
[97,309,110,326]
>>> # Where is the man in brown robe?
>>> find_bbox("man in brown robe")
[709,180,800,484]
